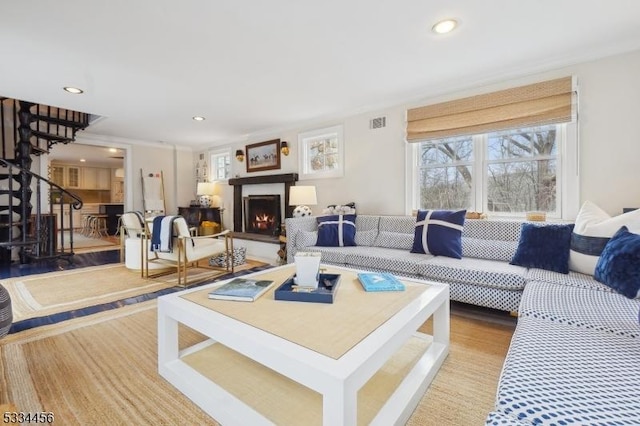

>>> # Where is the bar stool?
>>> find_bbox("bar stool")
[90,215,108,238]
[80,214,92,236]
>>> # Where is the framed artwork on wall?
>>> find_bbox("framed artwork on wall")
[246,139,281,172]
[298,124,344,180]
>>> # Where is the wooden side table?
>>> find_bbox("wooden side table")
[178,207,221,229]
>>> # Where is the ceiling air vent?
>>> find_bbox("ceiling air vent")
[369,116,386,129]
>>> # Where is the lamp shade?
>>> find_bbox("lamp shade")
[289,186,317,206]
[115,168,125,178]
[196,182,216,196]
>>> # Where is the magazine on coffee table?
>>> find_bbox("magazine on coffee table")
[208,278,275,301]
[357,272,405,292]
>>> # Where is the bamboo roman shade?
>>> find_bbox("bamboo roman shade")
[406,76,576,142]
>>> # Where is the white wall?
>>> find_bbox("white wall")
[199,48,640,219]
[57,134,195,216]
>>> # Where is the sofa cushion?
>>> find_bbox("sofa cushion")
[569,201,640,276]
[495,315,640,425]
[418,257,527,290]
[520,281,640,338]
[355,229,378,246]
[378,215,416,233]
[354,215,380,231]
[296,230,318,248]
[462,238,519,262]
[344,247,429,276]
[316,214,356,247]
[485,410,531,425]
[594,226,640,299]
[462,219,522,241]
[525,268,614,293]
[510,223,574,274]
[373,231,414,250]
[411,209,466,258]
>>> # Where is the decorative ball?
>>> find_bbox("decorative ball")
[293,205,313,217]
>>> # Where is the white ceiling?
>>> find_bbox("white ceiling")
[1,1,640,149]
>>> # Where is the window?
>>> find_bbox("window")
[210,150,231,181]
[406,77,579,219]
[298,125,344,180]
[412,124,573,218]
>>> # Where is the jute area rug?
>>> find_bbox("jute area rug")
[1,260,266,323]
[0,299,515,425]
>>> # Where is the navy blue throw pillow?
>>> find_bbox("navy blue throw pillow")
[510,223,574,274]
[595,226,640,299]
[411,209,466,258]
[316,214,356,247]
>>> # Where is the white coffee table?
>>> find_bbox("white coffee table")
[157,264,449,425]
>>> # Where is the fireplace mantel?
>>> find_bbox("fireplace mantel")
[228,173,298,233]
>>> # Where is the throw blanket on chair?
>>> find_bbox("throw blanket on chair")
[151,215,179,252]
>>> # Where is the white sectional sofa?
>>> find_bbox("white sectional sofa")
[485,278,640,424]
[286,212,640,424]
[286,214,598,312]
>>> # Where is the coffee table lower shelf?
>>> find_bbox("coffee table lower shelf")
[160,333,447,425]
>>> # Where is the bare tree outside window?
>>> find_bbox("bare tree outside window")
[486,126,557,213]
[417,125,559,215]
[418,137,473,209]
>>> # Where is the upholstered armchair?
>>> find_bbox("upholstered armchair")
[142,216,234,287]
[120,211,150,269]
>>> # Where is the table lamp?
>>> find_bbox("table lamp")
[196,182,216,208]
[289,186,317,217]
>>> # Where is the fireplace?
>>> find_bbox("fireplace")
[243,195,281,237]
[228,173,298,242]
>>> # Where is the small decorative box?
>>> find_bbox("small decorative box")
[274,273,341,304]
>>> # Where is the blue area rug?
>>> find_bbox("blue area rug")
[9,263,274,334]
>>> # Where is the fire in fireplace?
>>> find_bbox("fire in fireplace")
[243,195,281,236]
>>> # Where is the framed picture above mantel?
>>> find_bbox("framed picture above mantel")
[245,139,281,173]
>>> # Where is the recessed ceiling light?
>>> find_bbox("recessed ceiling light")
[80,158,86,162]
[192,116,206,121]
[432,19,458,34]
[63,86,84,94]
[108,148,117,153]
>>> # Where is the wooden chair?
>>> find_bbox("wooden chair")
[142,216,234,287]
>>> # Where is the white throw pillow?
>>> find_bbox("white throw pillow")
[569,201,640,275]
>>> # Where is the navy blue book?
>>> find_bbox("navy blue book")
[357,272,405,292]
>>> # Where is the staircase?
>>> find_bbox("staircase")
[0,98,90,263]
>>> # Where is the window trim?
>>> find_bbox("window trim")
[406,122,579,220]
[209,149,231,182]
[297,124,344,180]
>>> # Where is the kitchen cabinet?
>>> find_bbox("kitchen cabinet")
[51,164,111,190]
[51,165,80,189]
[111,178,124,203]
[82,167,111,190]
[54,208,82,231]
